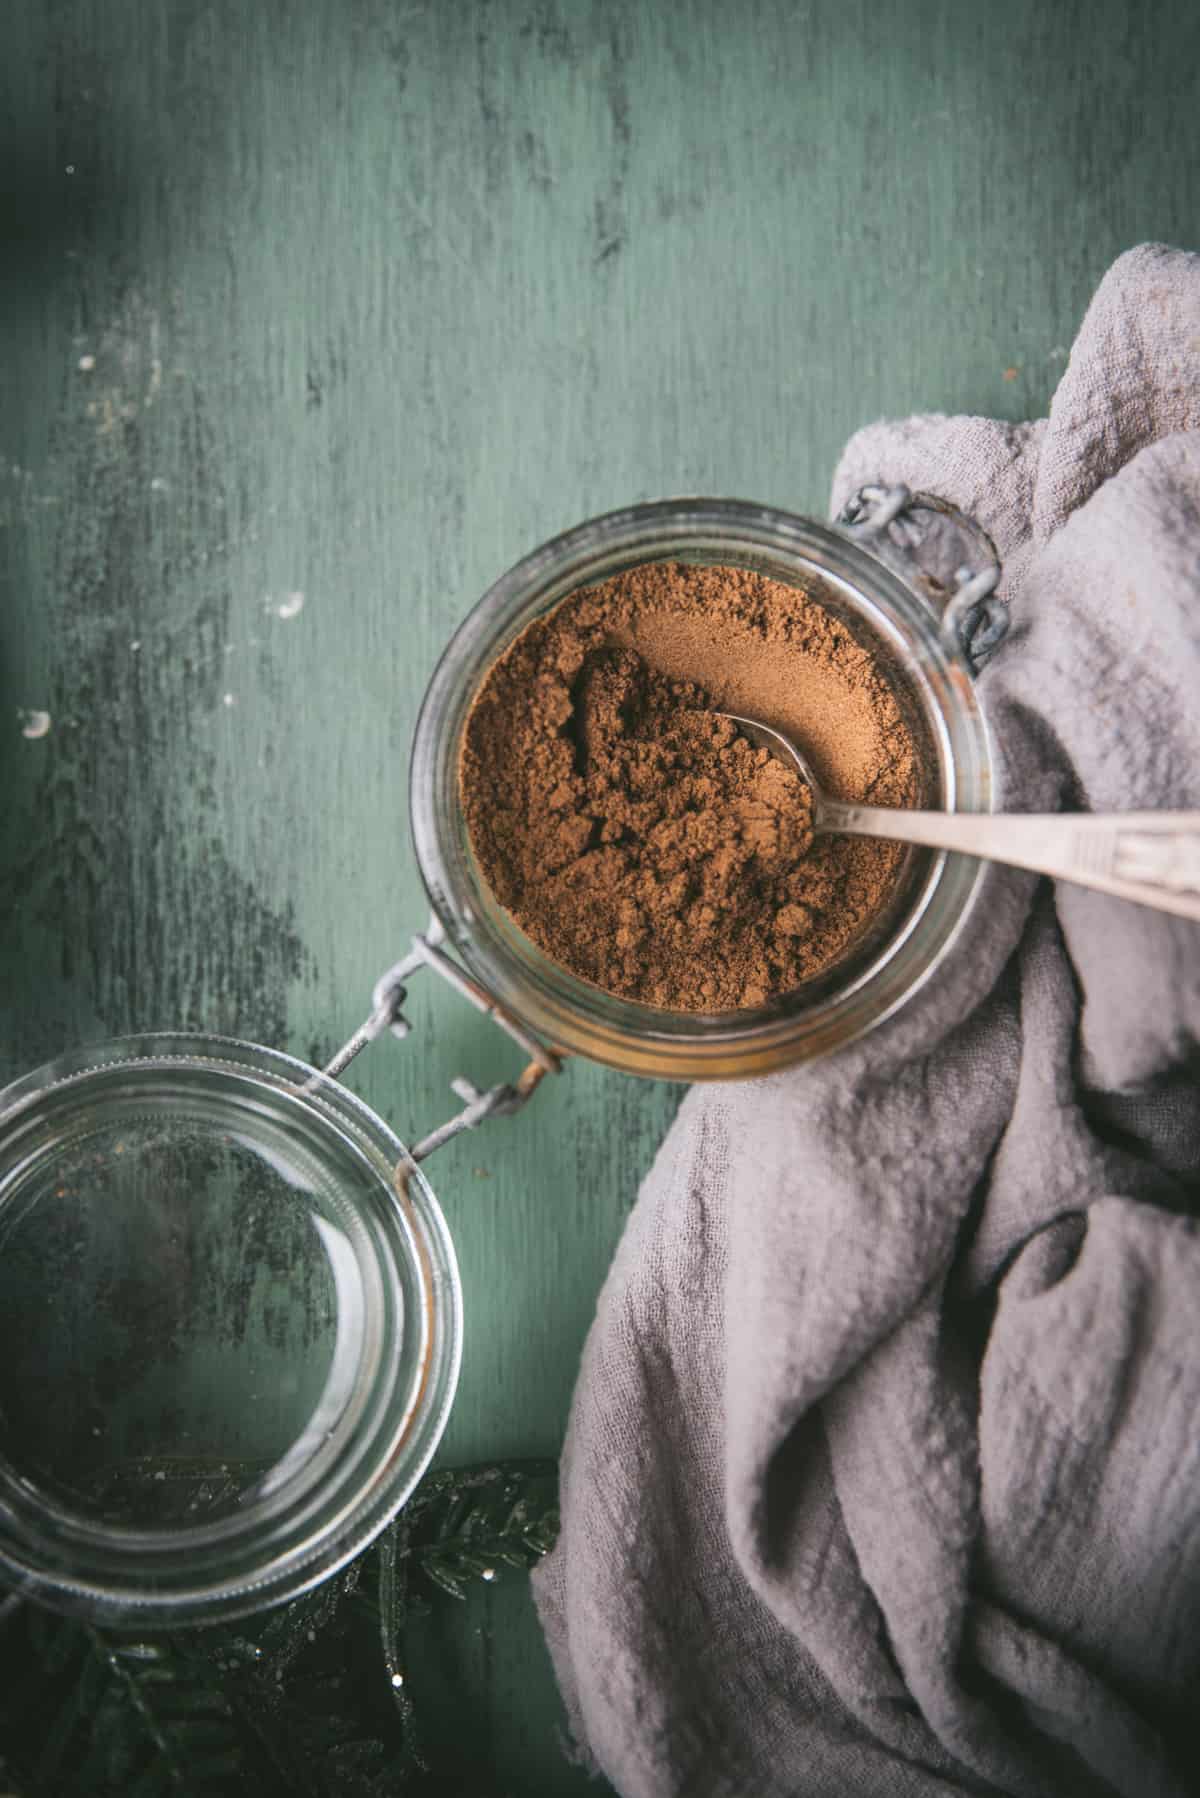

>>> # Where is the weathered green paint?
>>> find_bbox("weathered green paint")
[1,0,1197,1786]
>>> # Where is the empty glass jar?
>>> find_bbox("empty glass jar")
[0,1036,461,1625]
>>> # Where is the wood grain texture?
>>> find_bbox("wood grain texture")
[1,0,1197,1787]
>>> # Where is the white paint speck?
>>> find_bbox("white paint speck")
[275,590,305,619]
[150,476,168,492]
[391,1672,404,1688]
[78,353,95,371]
[481,1567,497,1582]
[153,1470,166,1481]
[20,710,51,739]
[222,692,236,707]
[65,164,76,175]
[130,639,142,652]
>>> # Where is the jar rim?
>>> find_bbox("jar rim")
[0,1033,462,1625]
[410,498,995,1077]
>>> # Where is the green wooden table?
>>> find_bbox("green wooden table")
[2,1,1197,1788]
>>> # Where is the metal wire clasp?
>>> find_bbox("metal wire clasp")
[321,916,562,1168]
[838,483,1009,670]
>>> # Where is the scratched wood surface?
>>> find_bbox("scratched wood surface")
[2,0,1198,1788]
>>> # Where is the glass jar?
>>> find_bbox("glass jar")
[0,1035,461,1626]
[0,487,1001,1626]
[411,494,1000,1079]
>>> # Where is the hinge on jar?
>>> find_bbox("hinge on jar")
[837,483,1009,669]
[321,915,562,1169]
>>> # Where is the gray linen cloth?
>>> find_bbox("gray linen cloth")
[533,244,1200,1798]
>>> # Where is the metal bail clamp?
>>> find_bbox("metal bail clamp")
[837,482,1009,670]
[321,915,563,1175]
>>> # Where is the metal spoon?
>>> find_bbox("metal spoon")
[719,713,1200,922]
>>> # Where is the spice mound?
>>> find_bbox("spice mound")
[459,561,918,1011]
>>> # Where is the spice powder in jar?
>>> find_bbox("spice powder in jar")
[459,562,918,1011]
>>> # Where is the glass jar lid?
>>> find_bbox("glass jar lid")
[0,1034,461,1626]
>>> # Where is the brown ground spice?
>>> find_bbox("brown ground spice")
[459,561,918,1011]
